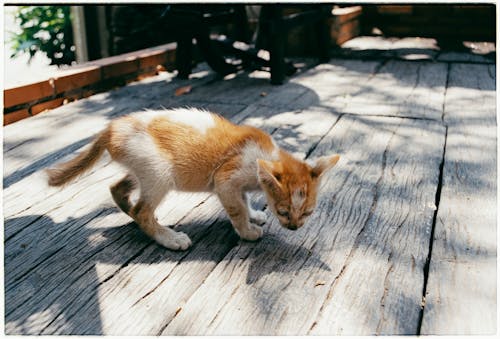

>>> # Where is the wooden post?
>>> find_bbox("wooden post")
[70,6,89,63]
[268,6,286,85]
[175,36,193,79]
[95,6,110,58]
[316,6,331,63]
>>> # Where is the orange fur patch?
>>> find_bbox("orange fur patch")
[147,113,276,191]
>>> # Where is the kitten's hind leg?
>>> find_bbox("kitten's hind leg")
[110,174,137,215]
[130,177,192,250]
[131,200,192,250]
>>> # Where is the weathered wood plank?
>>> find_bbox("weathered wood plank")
[164,115,445,335]
[3,65,216,153]
[175,71,273,106]
[287,59,382,112]
[285,59,448,121]
[39,195,238,335]
[339,61,448,120]
[4,207,150,334]
[47,197,237,335]
[4,72,172,153]
[5,177,228,335]
[309,118,445,335]
[4,160,119,238]
[420,63,496,334]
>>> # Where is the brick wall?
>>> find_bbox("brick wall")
[4,44,176,125]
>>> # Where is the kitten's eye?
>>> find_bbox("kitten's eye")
[302,210,313,217]
[277,209,289,217]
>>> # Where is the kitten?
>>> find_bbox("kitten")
[47,108,339,250]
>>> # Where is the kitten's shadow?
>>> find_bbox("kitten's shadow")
[103,213,331,286]
[4,205,330,334]
[242,233,331,285]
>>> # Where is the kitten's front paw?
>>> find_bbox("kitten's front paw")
[238,223,264,241]
[155,229,192,251]
[249,210,267,226]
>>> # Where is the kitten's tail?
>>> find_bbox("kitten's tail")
[47,129,110,187]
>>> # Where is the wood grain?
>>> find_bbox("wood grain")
[288,59,382,112]
[340,61,448,120]
[420,63,496,334]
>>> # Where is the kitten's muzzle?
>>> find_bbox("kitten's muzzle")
[283,222,303,231]
[278,216,305,231]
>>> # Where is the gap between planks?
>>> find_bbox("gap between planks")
[417,126,448,334]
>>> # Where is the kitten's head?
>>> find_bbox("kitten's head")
[257,153,340,231]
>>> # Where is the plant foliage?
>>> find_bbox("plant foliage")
[10,6,76,66]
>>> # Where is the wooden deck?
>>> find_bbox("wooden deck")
[3,42,496,335]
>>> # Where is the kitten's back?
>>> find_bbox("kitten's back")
[109,108,277,191]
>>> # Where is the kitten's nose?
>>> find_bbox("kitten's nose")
[287,224,298,231]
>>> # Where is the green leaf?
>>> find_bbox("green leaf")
[10,5,75,65]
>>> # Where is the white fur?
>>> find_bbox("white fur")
[133,108,215,134]
[166,108,216,134]
[112,117,176,201]
[249,209,267,225]
[234,140,279,187]
[154,227,192,250]
[131,110,164,125]
[291,188,306,210]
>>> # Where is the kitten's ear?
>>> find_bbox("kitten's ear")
[257,159,282,191]
[311,154,340,179]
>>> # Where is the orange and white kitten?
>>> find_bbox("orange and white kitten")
[47,108,339,250]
